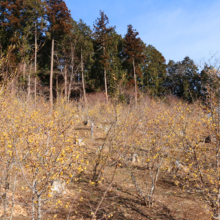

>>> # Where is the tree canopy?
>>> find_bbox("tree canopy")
[0,0,214,104]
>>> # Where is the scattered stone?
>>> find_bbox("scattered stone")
[131,153,139,163]
[76,138,85,146]
[51,180,66,195]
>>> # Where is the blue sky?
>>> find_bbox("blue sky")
[65,0,220,66]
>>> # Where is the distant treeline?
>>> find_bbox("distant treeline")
[0,0,217,105]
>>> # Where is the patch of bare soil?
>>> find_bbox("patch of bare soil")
[23,169,207,220]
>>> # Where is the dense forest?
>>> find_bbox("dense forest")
[0,0,216,107]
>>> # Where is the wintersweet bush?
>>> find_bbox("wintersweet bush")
[0,97,86,219]
[0,93,218,219]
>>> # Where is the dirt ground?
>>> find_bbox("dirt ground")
[11,166,210,220]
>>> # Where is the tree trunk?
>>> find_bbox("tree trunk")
[37,194,41,220]
[56,73,58,102]
[68,73,73,103]
[64,65,67,100]
[11,79,16,97]
[68,42,75,103]
[34,20,37,106]
[104,47,108,104]
[32,193,35,220]
[27,64,31,102]
[9,172,17,220]
[133,58,137,106]
[50,37,54,111]
[23,61,26,82]
[3,161,9,220]
[32,180,36,220]
[32,197,35,220]
[81,47,87,106]
[34,77,37,105]
[104,68,108,104]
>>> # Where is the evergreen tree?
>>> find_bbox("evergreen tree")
[165,56,200,102]
[93,11,115,103]
[24,0,46,103]
[123,24,145,105]
[106,32,126,97]
[0,0,25,50]
[0,0,46,98]
[46,0,72,110]
[141,45,166,96]
[77,19,94,105]
[60,19,81,102]
[0,0,10,53]
[200,64,218,102]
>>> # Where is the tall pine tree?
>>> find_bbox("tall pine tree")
[93,11,115,103]
[123,25,145,105]
[46,0,72,110]
[78,19,94,105]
